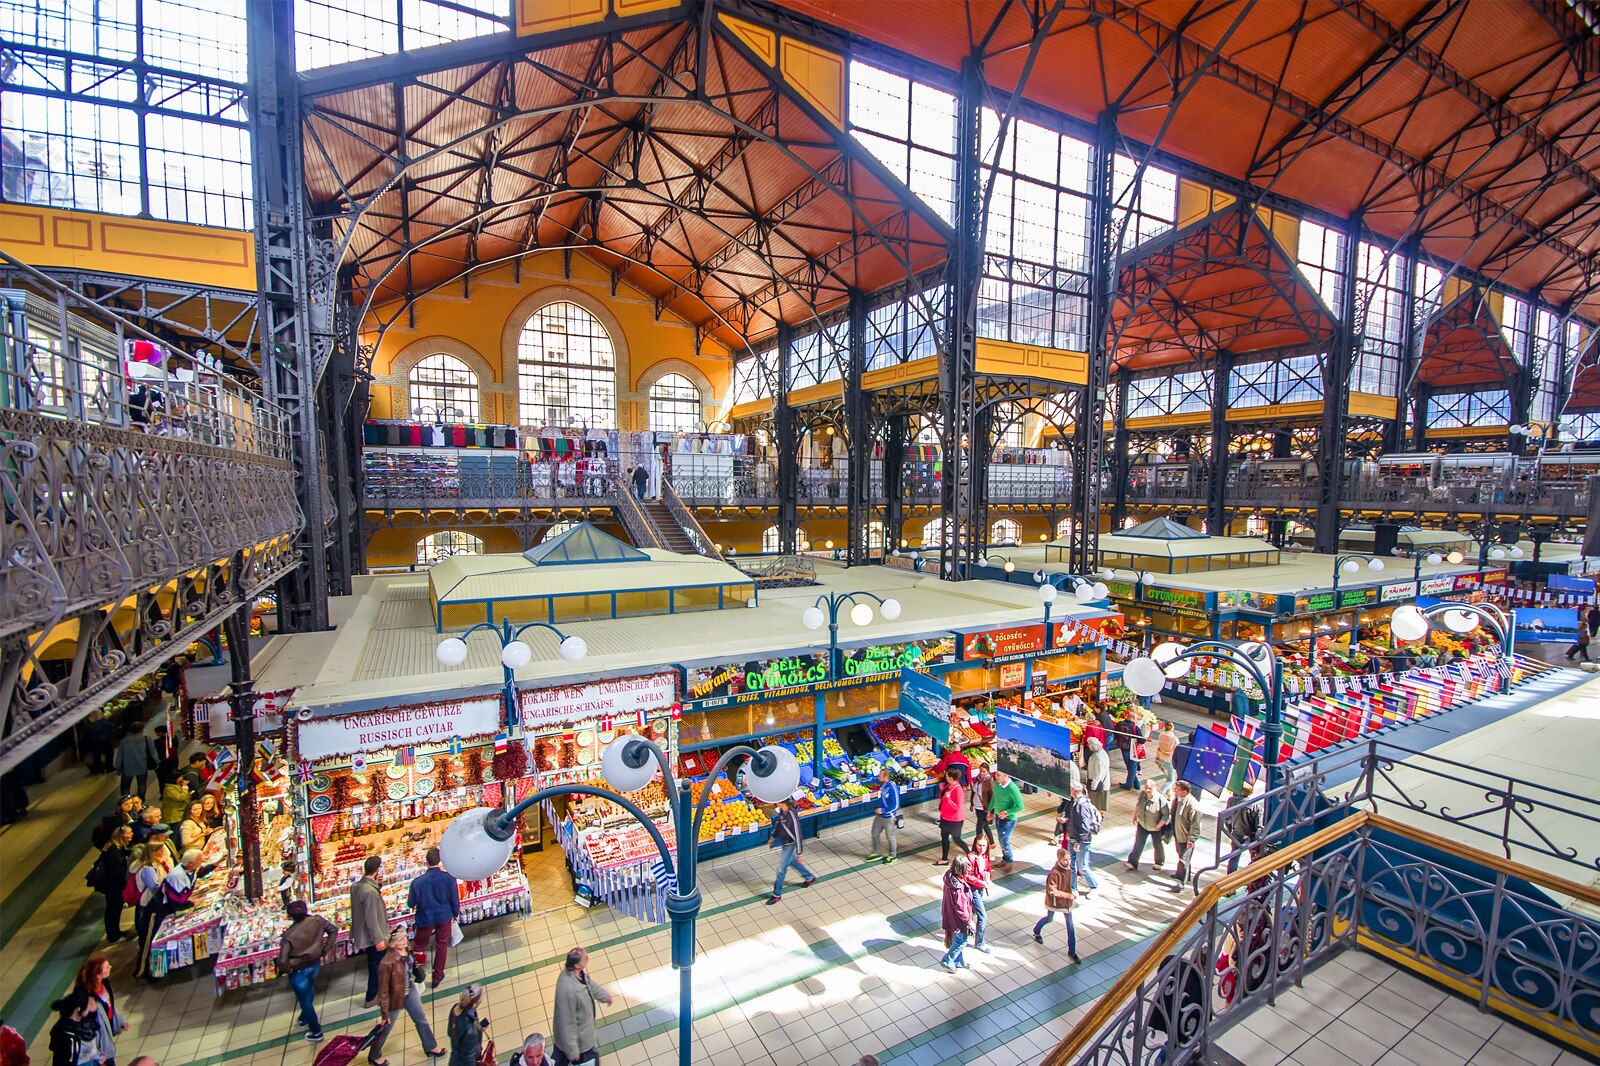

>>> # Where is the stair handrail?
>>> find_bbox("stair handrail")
[612,482,665,550]
[1044,809,1600,1066]
[660,477,724,560]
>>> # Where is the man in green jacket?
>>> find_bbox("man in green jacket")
[1170,781,1203,892]
[989,770,1024,870]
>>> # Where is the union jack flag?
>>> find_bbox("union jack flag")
[1229,715,1260,742]
[295,760,313,785]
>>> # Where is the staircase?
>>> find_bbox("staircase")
[637,498,697,553]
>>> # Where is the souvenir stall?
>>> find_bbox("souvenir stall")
[143,751,296,984]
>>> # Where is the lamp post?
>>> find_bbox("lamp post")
[801,590,902,675]
[1396,549,1445,584]
[1123,639,1286,787]
[1390,601,1513,691]
[1038,580,1059,649]
[1100,565,1153,601]
[436,620,588,726]
[1478,538,1526,568]
[978,553,1018,574]
[437,737,801,1066]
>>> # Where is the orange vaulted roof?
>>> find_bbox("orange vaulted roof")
[777,0,1600,319]
[1414,288,1521,390]
[300,20,948,350]
[1112,202,1336,371]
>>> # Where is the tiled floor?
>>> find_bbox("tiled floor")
[1216,950,1585,1066]
[4,766,1231,1066]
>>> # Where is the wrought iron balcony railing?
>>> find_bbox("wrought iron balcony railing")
[361,451,618,509]
[0,282,302,771]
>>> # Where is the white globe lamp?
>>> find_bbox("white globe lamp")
[1151,641,1189,679]
[601,737,658,793]
[500,640,532,670]
[801,606,825,630]
[1342,559,1360,575]
[1426,553,1443,566]
[1368,558,1385,572]
[1075,584,1097,604]
[1091,582,1109,600]
[1490,547,1507,561]
[1443,610,1476,634]
[438,807,516,881]
[1123,657,1167,698]
[558,635,588,662]
[1390,604,1429,642]
[1038,583,1058,604]
[880,598,902,621]
[743,745,802,803]
[1447,551,1465,565]
[436,638,469,667]
[849,601,874,626]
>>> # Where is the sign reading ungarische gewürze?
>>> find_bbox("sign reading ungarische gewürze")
[296,697,504,761]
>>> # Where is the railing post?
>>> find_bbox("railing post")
[1480,869,1506,1014]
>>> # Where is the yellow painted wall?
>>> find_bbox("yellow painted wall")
[366,252,732,430]
[0,204,256,292]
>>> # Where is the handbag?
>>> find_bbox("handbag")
[477,1039,495,1066]
[449,919,464,947]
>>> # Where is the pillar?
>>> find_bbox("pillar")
[776,323,799,553]
[1315,219,1362,552]
[1207,351,1233,536]
[223,604,264,901]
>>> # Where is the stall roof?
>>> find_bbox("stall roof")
[1291,527,1475,550]
[284,562,1112,712]
[522,522,648,566]
[430,547,744,604]
[1090,533,1280,561]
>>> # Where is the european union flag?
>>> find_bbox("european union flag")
[1173,725,1239,797]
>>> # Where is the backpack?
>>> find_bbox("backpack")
[1077,797,1103,837]
[121,870,144,907]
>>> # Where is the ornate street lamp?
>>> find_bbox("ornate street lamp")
[436,620,587,725]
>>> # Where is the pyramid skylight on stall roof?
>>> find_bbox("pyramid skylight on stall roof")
[522,522,649,566]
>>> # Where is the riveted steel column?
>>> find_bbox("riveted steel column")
[1208,351,1233,535]
[1315,219,1361,553]
[942,57,984,579]
[776,323,799,554]
[1071,110,1117,572]
[846,291,871,565]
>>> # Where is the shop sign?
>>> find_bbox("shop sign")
[898,667,952,742]
[1418,575,1456,596]
[1219,590,1272,612]
[198,690,291,741]
[1480,569,1508,584]
[1296,591,1337,614]
[998,661,1026,688]
[1031,667,1049,695]
[1141,586,1209,611]
[1339,587,1376,607]
[961,624,1045,659]
[1380,581,1417,603]
[839,636,957,679]
[297,697,503,760]
[1101,579,1135,600]
[520,672,678,730]
[685,655,828,701]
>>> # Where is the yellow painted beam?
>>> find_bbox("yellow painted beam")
[861,355,938,391]
[1,205,255,291]
[974,337,1088,385]
[1348,392,1398,419]
[779,37,846,129]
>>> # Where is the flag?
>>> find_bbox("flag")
[398,747,415,767]
[295,759,313,785]
[210,746,238,788]
[1229,715,1260,743]
[494,732,509,754]
[351,752,367,773]
[447,737,464,756]
[1173,726,1242,797]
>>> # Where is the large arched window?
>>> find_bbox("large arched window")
[517,301,616,429]
[649,373,703,432]
[761,525,781,552]
[409,354,480,421]
[921,517,950,547]
[417,530,483,566]
[990,518,1021,545]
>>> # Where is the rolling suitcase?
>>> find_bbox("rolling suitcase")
[312,1026,382,1066]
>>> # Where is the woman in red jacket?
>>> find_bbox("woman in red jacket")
[964,835,994,952]
[936,769,967,865]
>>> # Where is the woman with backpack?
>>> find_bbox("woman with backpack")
[88,827,134,944]
[47,992,98,1066]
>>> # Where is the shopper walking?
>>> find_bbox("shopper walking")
[1222,785,1261,874]
[937,855,974,974]
[989,770,1023,871]
[629,464,648,501]
[1084,738,1111,815]
[927,746,971,786]
[1113,713,1143,790]
[970,761,994,846]
[74,958,125,1066]
[277,900,336,1042]
[935,769,966,864]
[866,767,899,864]
[1124,780,1170,874]
[766,799,815,905]
[113,728,157,802]
[88,826,134,943]
[46,993,98,1066]
[349,856,390,1006]
[407,847,459,987]
[447,986,489,1066]
[1031,848,1081,963]
[1568,614,1591,660]
[551,948,612,1066]
[1063,784,1102,896]
[964,836,994,953]
[1154,722,1179,788]
[371,926,447,1065]
[1171,781,1202,892]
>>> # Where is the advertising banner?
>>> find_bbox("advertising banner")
[898,667,953,742]
[1549,573,1596,595]
[838,636,957,680]
[1418,575,1456,596]
[198,689,292,741]
[1141,585,1210,611]
[1380,581,1418,603]
[998,661,1026,688]
[995,708,1077,796]
[520,672,678,729]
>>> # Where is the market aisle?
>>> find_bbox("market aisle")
[67,780,1225,1066]
[1,763,121,1044]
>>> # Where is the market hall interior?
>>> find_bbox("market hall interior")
[7,0,1600,1064]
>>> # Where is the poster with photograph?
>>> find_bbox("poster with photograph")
[995,708,1076,796]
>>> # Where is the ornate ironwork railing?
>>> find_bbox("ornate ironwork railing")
[730,553,816,587]
[1047,728,1600,1066]
[1,293,302,770]
[661,478,723,560]
[362,451,618,507]
[612,480,665,550]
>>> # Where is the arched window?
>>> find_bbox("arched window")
[762,525,780,552]
[922,517,949,547]
[649,373,702,432]
[1055,517,1073,540]
[868,521,884,550]
[990,518,1020,545]
[417,530,482,566]
[542,520,579,542]
[517,301,616,429]
[409,354,479,422]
